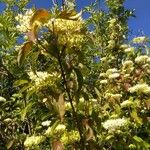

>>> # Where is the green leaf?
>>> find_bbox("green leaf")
[13,80,28,87]
[6,140,15,149]
[133,136,143,143]
[21,102,35,121]
[73,67,83,92]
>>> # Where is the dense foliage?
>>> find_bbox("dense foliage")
[0,0,150,149]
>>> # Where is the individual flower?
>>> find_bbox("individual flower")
[135,55,149,64]
[41,120,51,126]
[15,9,34,33]
[132,36,147,44]
[24,135,45,147]
[129,83,150,94]
[102,118,128,131]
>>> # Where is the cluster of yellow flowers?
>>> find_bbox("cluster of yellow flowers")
[24,135,45,147]
[45,18,86,48]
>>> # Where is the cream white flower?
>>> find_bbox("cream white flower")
[106,68,118,75]
[15,9,34,32]
[24,135,45,147]
[122,60,134,73]
[99,73,107,77]
[100,79,108,84]
[41,120,51,126]
[55,124,66,132]
[129,83,150,94]
[120,44,129,49]
[102,118,128,130]
[135,55,149,64]
[132,36,147,44]
[108,73,120,79]
[124,47,134,53]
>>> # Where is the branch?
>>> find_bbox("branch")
[56,46,85,149]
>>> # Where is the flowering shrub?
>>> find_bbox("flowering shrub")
[0,0,150,149]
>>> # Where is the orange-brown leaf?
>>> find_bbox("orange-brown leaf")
[52,140,63,150]
[30,9,50,26]
[17,41,33,65]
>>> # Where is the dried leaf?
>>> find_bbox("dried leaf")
[30,9,50,26]
[52,140,63,150]
[82,119,95,141]
[17,41,33,66]
[57,9,82,20]
[58,93,65,122]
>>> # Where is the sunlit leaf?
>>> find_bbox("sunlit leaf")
[21,102,35,121]
[17,41,33,66]
[131,110,142,125]
[13,80,28,87]
[57,93,65,122]
[6,140,15,149]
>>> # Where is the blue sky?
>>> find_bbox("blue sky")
[0,0,150,38]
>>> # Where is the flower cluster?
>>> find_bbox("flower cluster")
[28,71,60,90]
[129,83,150,94]
[61,130,80,145]
[45,124,66,137]
[135,55,150,64]
[24,135,45,147]
[45,18,85,48]
[102,118,128,131]
[15,9,34,32]
[41,120,51,126]
[132,36,147,44]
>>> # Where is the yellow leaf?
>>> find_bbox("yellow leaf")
[17,41,33,66]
